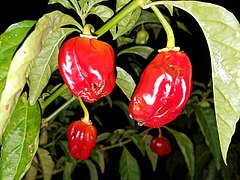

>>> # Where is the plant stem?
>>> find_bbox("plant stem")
[41,83,68,113]
[150,5,175,48]
[42,96,77,124]
[95,0,148,37]
[101,128,150,151]
[78,98,91,124]
[82,24,95,35]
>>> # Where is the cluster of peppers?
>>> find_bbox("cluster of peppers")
[58,25,192,160]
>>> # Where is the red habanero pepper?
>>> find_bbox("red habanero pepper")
[58,35,116,103]
[67,120,97,160]
[129,49,192,128]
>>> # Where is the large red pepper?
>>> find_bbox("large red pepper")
[58,35,116,103]
[67,120,97,160]
[128,49,192,128]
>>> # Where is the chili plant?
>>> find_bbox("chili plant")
[0,0,240,179]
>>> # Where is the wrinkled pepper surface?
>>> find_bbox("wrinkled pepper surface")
[129,49,192,128]
[67,120,97,160]
[58,36,116,103]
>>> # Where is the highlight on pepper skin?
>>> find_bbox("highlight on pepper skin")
[128,49,192,128]
[58,36,116,103]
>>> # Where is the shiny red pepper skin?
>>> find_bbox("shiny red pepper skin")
[150,136,172,156]
[67,120,97,160]
[129,50,192,128]
[58,36,116,103]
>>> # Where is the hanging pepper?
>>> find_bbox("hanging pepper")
[58,35,116,103]
[67,120,97,160]
[128,48,192,128]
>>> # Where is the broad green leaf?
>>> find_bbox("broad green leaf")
[63,161,75,180]
[85,159,98,180]
[97,132,111,143]
[116,66,136,100]
[90,5,114,22]
[28,28,77,105]
[25,156,39,180]
[78,0,108,21]
[131,134,145,156]
[134,10,159,28]
[0,93,41,179]
[58,140,71,158]
[147,0,240,165]
[48,0,74,9]
[0,20,36,98]
[116,0,131,11]
[91,148,106,174]
[164,127,194,179]
[111,7,141,40]
[117,46,154,59]
[145,134,158,171]
[0,11,81,140]
[37,148,55,180]
[116,36,134,47]
[119,147,141,180]
[193,105,221,169]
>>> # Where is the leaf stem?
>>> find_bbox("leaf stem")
[42,96,77,123]
[95,0,149,37]
[41,83,68,113]
[150,5,175,48]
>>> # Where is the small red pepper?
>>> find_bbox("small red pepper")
[150,136,172,156]
[67,120,97,160]
[129,49,192,128]
[58,35,116,103]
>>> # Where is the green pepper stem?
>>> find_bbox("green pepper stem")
[95,0,148,37]
[41,83,68,113]
[78,98,90,124]
[42,96,77,123]
[150,5,175,48]
[82,24,95,35]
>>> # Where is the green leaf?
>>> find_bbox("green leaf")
[48,0,74,10]
[78,0,108,22]
[58,140,72,158]
[97,132,111,143]
[63,161,75,180]
[28,27,77,105]
[131,134,145,156]
[111,7,141,40]
[116,66,136,100]
[91,148,106,174]
[25,156,39,180]
[144,134,158,171]
[149,0,240,165]
[193,105,221,169]
[119,147,141,180]
[0,92,41,179]
[117,45,154,59]
[37,148,55,180]
[85,159,98,180]
[90,5,114,22]
[164,127,194,179]
[0,11,81,140]
[0,20,36,97]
